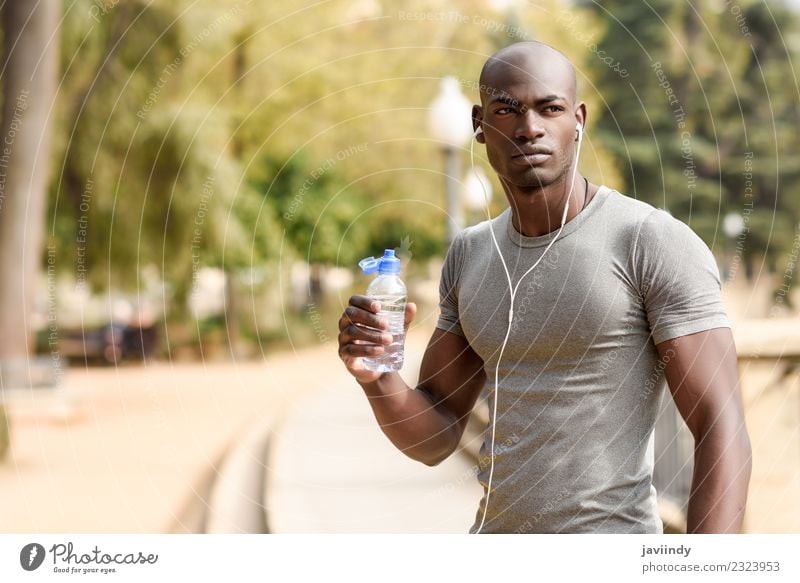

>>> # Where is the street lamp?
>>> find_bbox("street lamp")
[463,166,493,224]
[723,211,746,282]
[723,212,746,239]
[427,76,473,244]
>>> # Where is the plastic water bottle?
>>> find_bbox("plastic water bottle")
[358,249,407,373]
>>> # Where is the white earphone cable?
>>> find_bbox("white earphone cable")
[470,124,584,533]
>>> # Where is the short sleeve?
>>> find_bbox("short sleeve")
[435,232,466,337]
[634,209,731,345]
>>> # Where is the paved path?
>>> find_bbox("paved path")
[0,324,481,534]
[266,336,482,533]
[1,315,798,533]
[0,347,326,532]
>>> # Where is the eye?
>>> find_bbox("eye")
[495,107,514,115]
[543,105,564,113]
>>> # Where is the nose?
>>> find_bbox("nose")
[514,108,545,141]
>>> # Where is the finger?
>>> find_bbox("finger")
[339,324,392,346]
[349,295,382,313]
[339,341,386,359]
[340,305,388,331]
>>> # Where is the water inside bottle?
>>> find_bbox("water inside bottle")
[363,294,407,372]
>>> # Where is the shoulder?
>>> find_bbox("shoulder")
[578,186,665,253]
[459,212,503,243]
[599,188,707,252]
[601,188,663,237]
[439,222,484,283]
[601,187,658,218]
[445,212,503,259]
[631,206,721,294]
[636,207,713,257]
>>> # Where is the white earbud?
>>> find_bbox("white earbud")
[474,126,483,138]
[576,122,583,141]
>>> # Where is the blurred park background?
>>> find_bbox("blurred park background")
[1,0,799,533]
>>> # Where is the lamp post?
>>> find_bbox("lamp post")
[723,211,746,283]
[723,212,746,239]
[427,77,473,244]
[463,166,493,224]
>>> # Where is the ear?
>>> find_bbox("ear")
[472,104,485,144]
[575,101,588,137]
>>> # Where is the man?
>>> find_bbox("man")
[337,42,752,533]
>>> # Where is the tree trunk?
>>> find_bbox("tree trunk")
[309,263,324,307]
[0,407,9,461]
[0,1,60,460]
[224,268,240,359]
[0,0,60,355]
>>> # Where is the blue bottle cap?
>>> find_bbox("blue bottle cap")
[359,249,401,275]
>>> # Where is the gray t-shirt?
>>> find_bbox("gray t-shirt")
[435,185,731,533]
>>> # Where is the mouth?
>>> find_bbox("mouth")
[511,149,552,166]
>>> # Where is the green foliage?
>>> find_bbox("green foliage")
[47,0,630,294]
[49,0,282,303]
[248,152,371,267]
[578,0,800,273]
[44,0,800,318]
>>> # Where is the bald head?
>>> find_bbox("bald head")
[479,42,577,105]
[470,41,587,191]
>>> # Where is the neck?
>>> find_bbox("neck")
[503,173,589,238]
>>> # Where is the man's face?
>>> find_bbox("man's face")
[477,58,582,190]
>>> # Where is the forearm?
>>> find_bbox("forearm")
[686,424,752,533]
[359,372,462,466]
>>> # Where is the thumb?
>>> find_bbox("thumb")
[403,302,417,332]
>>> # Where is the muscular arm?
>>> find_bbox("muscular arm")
[656,327,753,533]
[338,296,485,466]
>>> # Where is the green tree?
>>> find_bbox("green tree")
[578,0,800,285]
[38,0,629,360]
[249,153,370,304]
[50,0,281,315]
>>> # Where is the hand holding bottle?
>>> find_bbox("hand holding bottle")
[339,249,415,382]
[337,295,417,383]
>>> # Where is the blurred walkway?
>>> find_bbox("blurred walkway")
[266,339,481,533]
[1,312,798,533]
[0,343,330,532]
[0,325,480,533]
